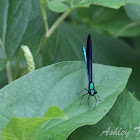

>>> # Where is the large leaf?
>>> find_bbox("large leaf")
[0,61,131,139]
[0,0,32,58]
[47,0,140,13]
[2,106,68,140]
[68,90,140,140]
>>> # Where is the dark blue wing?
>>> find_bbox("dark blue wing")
[87,34,93,82]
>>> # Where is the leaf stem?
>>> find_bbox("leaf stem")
[35,8,73,58]
[6,61,13,83]
[114,22,140,38]
[40,0,49,33]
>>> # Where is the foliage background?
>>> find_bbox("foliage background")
[0,0,140,139]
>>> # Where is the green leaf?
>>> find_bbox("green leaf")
[0,0,8,43]
[48,1,69,13]
[125,4,140,20]
[36,64,131,140]
[0,61,131,139]
[80,0,140,9]
[0,0,32,58]
[47,0,140,13]
[68,90,140,139]
[75,6,140,37]
[44,106,68,119]
[2,106,68,140]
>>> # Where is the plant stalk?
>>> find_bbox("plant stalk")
[40,0,49,33]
